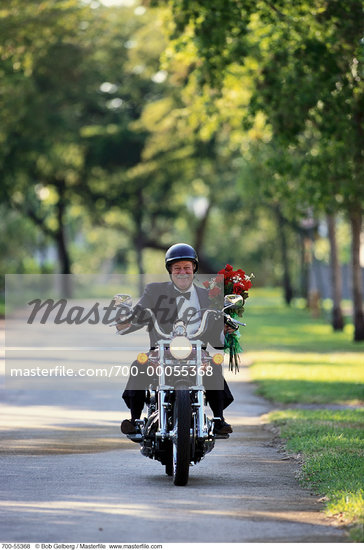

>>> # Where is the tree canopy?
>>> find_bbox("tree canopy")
[1,0,363,337]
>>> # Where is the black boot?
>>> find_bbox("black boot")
[121,419,138,434]
[121,397,143,434]
[213,418,233,434]
[210,395,233,435]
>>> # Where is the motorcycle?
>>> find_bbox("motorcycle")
[112,293,245,486]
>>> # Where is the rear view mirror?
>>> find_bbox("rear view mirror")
[113,293,133,308]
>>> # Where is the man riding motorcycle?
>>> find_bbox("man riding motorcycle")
[117,243,235,436]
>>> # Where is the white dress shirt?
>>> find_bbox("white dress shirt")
[174,284,202,337]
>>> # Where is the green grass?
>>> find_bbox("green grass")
[245,288,364,404]
[243,289,364,539]
[246,290,361,353]
[249,351,364,404]
[268,409,364,540]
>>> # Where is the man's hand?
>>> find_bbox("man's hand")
[116,322,131,332]
[224,324,236,335]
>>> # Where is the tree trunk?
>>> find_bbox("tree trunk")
[299,235,308,301]
[327,213,344,330]
[300,234,313,306]
[56,219,71,275]
[55,179,72,297]
[194,202,216,273]
[350,208,364,341]
[275,208,293,305]
[134,192,145,295]
[134,232,145,296]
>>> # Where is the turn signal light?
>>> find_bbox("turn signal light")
[137,353,148,364]
[212,353,224,365]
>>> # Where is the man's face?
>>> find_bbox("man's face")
[170,260,194,290]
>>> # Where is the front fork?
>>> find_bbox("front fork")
[191,387,208,438]
[157,387,172,437]
[157,387,207,438]
[192,343,209,439]
[156,342,210,440]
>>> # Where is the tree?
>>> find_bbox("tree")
[152,0,364,339]
[0,1,170,283]
[327,213,344,330]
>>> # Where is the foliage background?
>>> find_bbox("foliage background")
[0,0,363,338]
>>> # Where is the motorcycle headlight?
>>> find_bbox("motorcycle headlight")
[169,336,192,360]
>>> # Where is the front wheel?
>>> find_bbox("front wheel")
[165,441,173,476]
[172,389,191,486]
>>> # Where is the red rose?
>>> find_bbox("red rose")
[233,283,244,294]
[202,280,210,288]
[215,274,224,283]
[209,286,221,298]
[225,264,233,271]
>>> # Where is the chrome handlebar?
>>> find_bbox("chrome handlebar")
[115,307,223,339]
[114,307,246,338]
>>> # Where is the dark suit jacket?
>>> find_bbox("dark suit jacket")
[122,281,234,410]
[123,281,223,349]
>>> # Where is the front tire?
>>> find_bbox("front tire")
[172,389,191,486]
[165,441,173,476]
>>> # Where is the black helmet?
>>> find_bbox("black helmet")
[165,243,199,273]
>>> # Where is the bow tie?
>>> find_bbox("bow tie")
[173,291,191,300]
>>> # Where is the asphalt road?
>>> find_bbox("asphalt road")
[0,322,347,543]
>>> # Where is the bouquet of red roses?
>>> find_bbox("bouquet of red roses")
[203,264,254,372]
